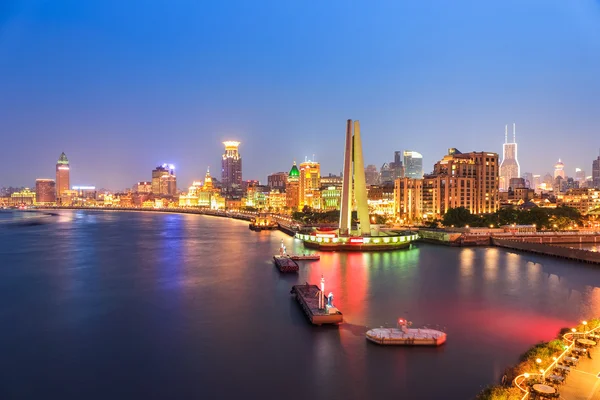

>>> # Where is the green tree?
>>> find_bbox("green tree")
[442,207,475,227]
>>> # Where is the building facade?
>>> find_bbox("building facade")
[56,152,70,200]
[221,141,242,193]
[404,151,424,179]
[151,164,177,196]
[554,159,565,179]
[286,162,300,211]
[298,160,321,210]
[267,172,287,190]
[499,124,520,191]
[556,188,600,214]
[35,179,56,204]
[593,156,600,189]
[135,181,152,193]
[394,178,423,224]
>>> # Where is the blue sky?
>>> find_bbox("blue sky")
[1,0,599,189]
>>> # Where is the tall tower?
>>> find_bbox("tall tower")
[554,159,565,179]
[499,123,520,191]
[403,151,424,179]
[221,141,242,193]
[55,152,70,199]
[339,120,370,236]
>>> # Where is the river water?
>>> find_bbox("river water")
[0,210,598,399]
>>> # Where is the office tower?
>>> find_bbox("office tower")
[221,141,242,193]
[499,123,520,191]
[509,177,526,190]
[554,159,565,179]
[267,172,287,190]
[390,151,405,180]
[299,160,321,210]
[35,179,56,204]
[286,162,300,211]
[593,155,600,189]
[379,163,394,184]
[365,164,379,185]
[522,172,533,189]
[339,119,370,236]
[55,152,70,199]
[404,151,424,179]
[151,164,176,196]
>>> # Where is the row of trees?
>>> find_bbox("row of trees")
[440,206,583,230]
[291,206,387,225]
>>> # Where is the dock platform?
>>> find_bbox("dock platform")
[366,327,446,346]
[288,254,320,261]
[290,284,343,325]
[273,256,299,272]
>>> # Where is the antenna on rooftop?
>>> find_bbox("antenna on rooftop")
[505,125,508,144]
[513,123,516,143]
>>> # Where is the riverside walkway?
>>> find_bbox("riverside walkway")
[560,346,600,400]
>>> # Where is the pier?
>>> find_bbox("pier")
[290,282,342,326]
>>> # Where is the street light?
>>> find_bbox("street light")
[524,373,530,378]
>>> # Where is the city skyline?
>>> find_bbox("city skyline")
[2,1,600,189]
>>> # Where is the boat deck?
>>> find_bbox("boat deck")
[290,284,343,325]
[273,255,299,272]
[366,327,447,346]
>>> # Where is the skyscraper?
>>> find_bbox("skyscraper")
[403,151,424,179]
[593,154,600,189]
[36,179,56,204]
[299,160,321,210]
[499,123,520,192]
[221,141,242,193]
[55,152,70,200]
[554,159,565,179]
[151,164,176,196]
[575,168,586,185]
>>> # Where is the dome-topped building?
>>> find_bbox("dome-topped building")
[288,162,300,181]
[554,158,565,179]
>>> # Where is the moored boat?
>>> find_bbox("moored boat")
[366,319,446,346]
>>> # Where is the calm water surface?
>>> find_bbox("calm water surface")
[1,210,599,399]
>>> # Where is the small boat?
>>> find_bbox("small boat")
[288,254,320,261]
[366,318,446,346]
[249,213,278,231]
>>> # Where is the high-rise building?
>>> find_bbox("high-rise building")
[151,164,176,196]
[221,141,242,193]
[299,160,321,210]
[365,164,379,185]
[56,152,70,199]
[286,162,300,211]
[429,148,499,216]
[404,151,424,179]
[554,159,565,179]
[593,155,600,189]
[391,151,405,180]
[499,123,520,192]
[267,172,287,190]
[35,179,56,204]
[522,172,534,189]
[394,177,422,224]
[379,163,394,184]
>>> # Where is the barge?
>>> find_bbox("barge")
[290,279,342,325]
[288,254,320,261]
[366,319,446,346]
[273,255,299,272]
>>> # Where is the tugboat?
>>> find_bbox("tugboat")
[249,213,278,231]
[366,318,446,346]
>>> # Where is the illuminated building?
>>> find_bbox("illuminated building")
[73,186,97,199]
[404,151,424,179]
[593,155,600,189]
[299,160,321,210]
[10,188,36,206]
[179,181,203,207]
[575,168,586,185]
[394,178,423,224]
[367,184,395,217]
[554,159,565,179]
[365,164,379,185]
[267,189,286,212]
[55,152,70,200]
[135,182,152,193]
[556,188,600,214]
[422,148,499,218]
[499,124,520,191]
[340,120,370,236]
[321,186,342,211]
[321,174,343,186]
[267,172,287,190]
[221,141,242,193]
[379,163,393,184]
[285,162,300,211]
[35,179,56,204]
[392,151,405,180]
[509,177,525,190]
[151,164,176,196]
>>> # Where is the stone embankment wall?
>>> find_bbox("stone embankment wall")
[492,238,600,264]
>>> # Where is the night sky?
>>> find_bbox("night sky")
[1,0,599,190]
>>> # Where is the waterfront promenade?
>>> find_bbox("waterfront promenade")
[560,347,600,400]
